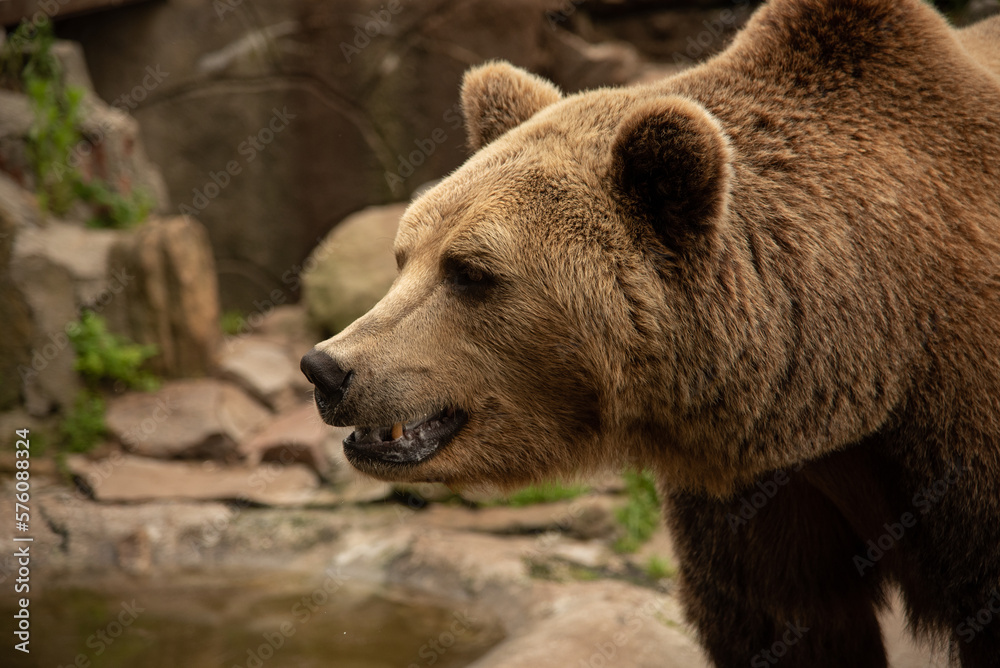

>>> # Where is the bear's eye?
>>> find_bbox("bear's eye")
[444,257,493,297]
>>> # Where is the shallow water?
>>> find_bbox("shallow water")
[4,572,505,668]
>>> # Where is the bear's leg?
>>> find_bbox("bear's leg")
[666,474,888,668]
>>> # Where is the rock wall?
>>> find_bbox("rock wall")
[54,0,730,311]
[0,37,219,413]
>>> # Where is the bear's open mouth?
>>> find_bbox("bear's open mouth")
[343,406,468,466]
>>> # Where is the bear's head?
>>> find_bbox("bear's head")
[302,61,747,492]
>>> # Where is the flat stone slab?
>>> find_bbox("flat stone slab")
[105,379,271,461]
[420,495,619,540]
[68,453,319,506]
[240,401,329,474]
[218,337,307,411]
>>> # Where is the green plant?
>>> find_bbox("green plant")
[644,555,676,581]
[76,179,153,229]
[59,390,106,453]
[68,310,159,391]
[614,469,661,553]
[13,20,85,216]
[498,481,589,507]
[221,309,246,336]
[3,19,151,228]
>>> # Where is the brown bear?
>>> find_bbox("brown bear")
[300,0,1000,665]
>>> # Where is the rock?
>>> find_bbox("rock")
[323,426,395,502]
[52,40,96,94]
[76,93,169,212]
[0,36,167,209]
[0,181,33,410]
[6,209,222,413]
[218,337,306,411]
[68,453,320,505]
[420,495,620,541]
[115,528,153,575]
[0,90,34,185]
[104,379,270,460]
[393,482,458,504]
[106,216,221,377]
[28,486,240,572]
[9,253,81,416]
[466,582,706,668]
[302,203,406,334]
[0,408,58,458]
[252,303,319,355]
[56,0,661,310]
[14,218,121,305]
[0,171,41,229]
[330,473,394,505]
[241,401,330,474]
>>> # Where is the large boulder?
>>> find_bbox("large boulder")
[0,177,34,411]
[105,215,221,377]
[0,37,168,210]
[301,203,405,334]
[217,336,308,411]
[104,378,270,461]
[0,90,33,185]
[5,209,222,412]
[4,177,85,414]
[68,454,320,506]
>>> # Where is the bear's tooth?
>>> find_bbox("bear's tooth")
[392,422,403,440]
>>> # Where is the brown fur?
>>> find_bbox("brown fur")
[306,1,1000,665]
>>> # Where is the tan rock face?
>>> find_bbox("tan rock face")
[56,0,645,309]
[302,203,406,334]
[106,216,221,377]
[68,454,319,506]
[0,180,33,411]
[217,337,306,411]
[104,379,270,460]
[240,401,330,474]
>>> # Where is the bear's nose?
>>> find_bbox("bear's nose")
[300,349,353,413]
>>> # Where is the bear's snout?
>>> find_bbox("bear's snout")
[300,349,353,420]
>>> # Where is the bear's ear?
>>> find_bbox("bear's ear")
[611,97,732,254]
[461,61,562,151]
